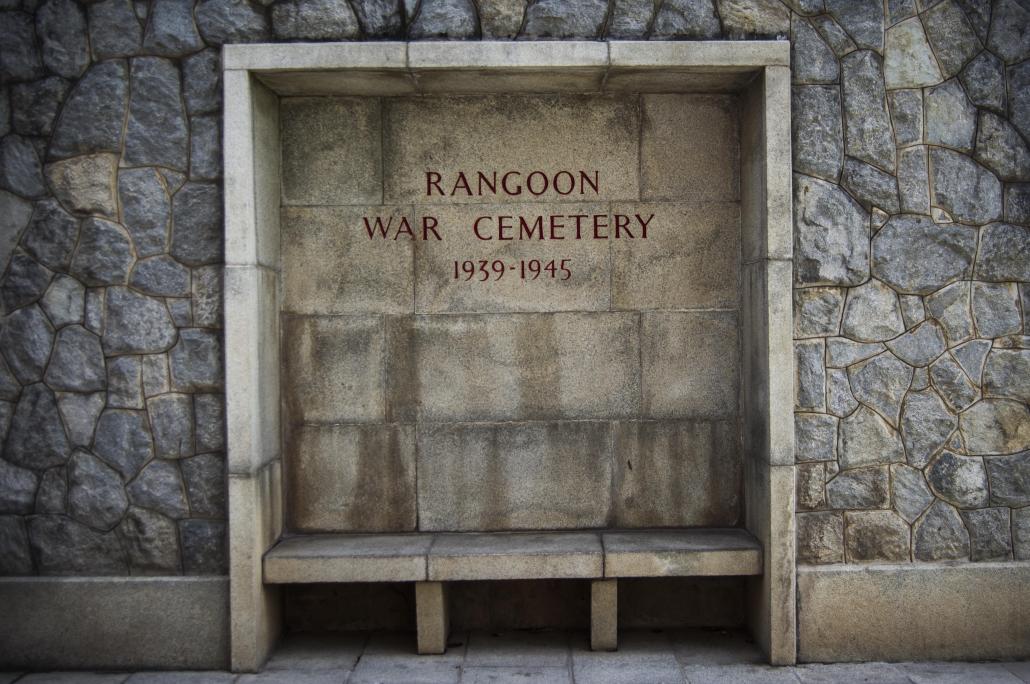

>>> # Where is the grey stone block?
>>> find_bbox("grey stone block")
[49,61,128,160]
[603,529,761,577]
[1,303,57,385]
[429,531,602,581]
[263,533,433,583]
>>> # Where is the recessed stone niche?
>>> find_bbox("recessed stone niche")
[224,42,794,670]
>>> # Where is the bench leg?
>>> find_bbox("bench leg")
[416,581,449,655]
[591,578,618,651]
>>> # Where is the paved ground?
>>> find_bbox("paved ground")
[3,629,1029,683]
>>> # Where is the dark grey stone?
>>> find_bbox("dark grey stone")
[181,452,225,517]
[795,339,825,411]
[901,388,957,469]
[49,60,128,159]
[811,14,856,57]
[925,78,977,153]
[195,0,271,45]
[988,0,1030,64]
[913,500,969,560]
[826,466,890,509]
[142,354,169,398]
[118,167,169,258]
[651,0,720,39]
[169,328,223,392]
[0,515,33,574]
[106,355,143,409]
[0,457,38,514]
[959,51,1005,114]
[194,393,224,452]
[67,449,128,531]
[841,51,895,173]
[69,217,133,287]
[927,451,989,508]
[40,274,85,328]
[844,510,910,562]
[827,368,860,417]
[792,86,843,183]
[607,0,652,38]
[130,255,190,297]
[972,282,1022,338]
[0,304,53,383]
[102,287,176,355]
[128,459,188,518]
[838,405,905,470]
[985,451,1030,507]
[352,0,404,37]
[891,463,934,524]
[21,199,78,271]
[10,76,70,137]
[179,519,226,574]
[848,352,912,427]
[975,111,1030,182]
[56,391,104,448]
[0,135,46,198]
[888,90,923,147]
[1,251,52,312]
[952,339,991,385]
[922,0,982,78]
[841,280,905,343]
[182,49,221,116]
[976,223,1030,282]
[897,146,930,215]
[926,281,973,346]
[825,0,883,52]
[272,0,360,39]
[83,287,103,335]
[929,354,979,413]
[119,506,180,573]
[0,88,9,140]
[826,337,885,368]
[0,357,18,401]
[797,462,826,511]
[716,0,789,39]
[792,16,838,85]
[901,295,926,330]
[141,0,204,57]
[886,320,946,368]
[796,511,844,564]
[1016,508,1030,560]
[171,183,222,266]
[887,0,916,24]
[961,507,1012,561]
[28,514,127,574]
[1008,60,1030,144]
[983,349,1030,404]
[148,393,194,460]
[794,175,869,286]
[124,57,188,171]
[45,325,106,392]
[168,298,191,328]
[793,287,844,338]
[795,412,838,462]
[955,0,991,43]
[841,157,899,213]
[871,216,976,295]
[189,115,221,180]
[929,148,1002,225]
[87,0,141,59]
[34,467,65,515]
[35,0,89,78]
[191,265,222,328]
[93,409,153,481]
[0,11,45,82]
[160,168,187,194]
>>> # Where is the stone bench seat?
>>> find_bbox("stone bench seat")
[263,528,761,653]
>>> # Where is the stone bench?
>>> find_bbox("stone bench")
[264,528,762,654]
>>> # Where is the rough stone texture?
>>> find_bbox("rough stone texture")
[0,11,45,83]
[844,510,910,562]
[913,500,970,560]
[972,282,1022,338]
[0,304,53,383]
[848,353,911,426]
[179,519,226,573]
[886,320,946,367]
[960,51,1006,114]
[961,507,1013,561]
[69,218,133,287]
[901,389,957,469]
[795,339,825,412]
[929,148,1003,226]
[107,355,143,409]
[792,88,843,182]
[987,0,1030,64]
[49,61,128,160]
[119,506,180,573]
[28,515,127,574]
[0,135,46,198]
[652,0,721,39]
[169,329,222,392]
[960,399,1030,455]
[21,199,78,272]
[975,223,1030,282]
[795,413,838,462]
[975,111,1030,182]
[883,17,941,89]
[352,0,405,37]
[410,0,479,38]
[792,16,837,84]
[926,451,989,508]
[46,153,119,219]
[45,325,106,392]
[272,0,360,40]
[826,466,890,509]
[985,452,1030,507]
[93,408,153,481]
[891,464,934,524]
[124,57,188,171]
[841,51,895,173]
[983,350,1030,404]
[127,460,189,518]
[841,280,905,342]
[930,354,979,413]
[170,183,222,266]
[717,0,789,39]
[194,0,270,45]
[926,281,974,346]
[67,450,128,531]
[796,511,844,564]
[0,458,38,514]
[824,0,883,52]
[102,287,177,355]
[142,0,204,57]
[794,175,868,285]
[1,251,52,312]
[871,216,976,295]
[35,0,89,79]
[88,0,142,59]
[926,79,977,153]
[11,76,70,138]
[794,287,844,338]
[838,406,905,470]
[888,89,923,148]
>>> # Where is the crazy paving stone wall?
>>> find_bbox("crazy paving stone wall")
[0,0,1027,575]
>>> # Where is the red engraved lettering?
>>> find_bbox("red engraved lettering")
[473,216,493,240]
[421,215,441,240]
[363,216,392,239]
[425,171,443,196]
[614,214,632,238]
[501,171,523,195]
[636,213,654,239]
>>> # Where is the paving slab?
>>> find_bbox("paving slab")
[260,634,366,673]
[1004,662,1030,683]
[237,673,344,684]
[571,630,677,662]
[0,675,21,684]
[899,661,1025,683]
[464,632,571,668]
[573,658,685,683]
[16,676,130,684]
[669,629,764,666]
[428,532,603,581]
[681,664,801,683]
[794,662,911,683]
[124,674,235,684]
[363,631,467,664]
[263,534,433,583]
[461,667,572,684]
[347,658,461,684]
[602,529,762,577]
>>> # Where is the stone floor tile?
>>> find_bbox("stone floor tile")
[363,630,467,664]
[668,629,764,666]
[681,664,801,684]
[795,662,911,683]
[464,632,570,668]
[1004,662,1030,683]
[460,667,572,684]
[15,675,130,684]
[238,673,344,684]
[347,658,462,684]
[0,675,21,684]
[900,661,1024,683]
[262,633,366,673]
[570,629,675,662]
[125,673,235,683]
[573,659,685,683]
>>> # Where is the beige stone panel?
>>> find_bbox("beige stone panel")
[383,94,639,204]
[286,423,416,532]
[282,315,385,424]
[602,529,762,577]
[641,94,740,202]
[428,531,604,580]
[604,69,753,93]
[281,206,414,315]
[613,420,742,528]
[281,97,382,205]
[223,42,408,71]
[641,311,739,419]
[611,202,740,310]
[263,532,432,582]
[608,41,790,68]
[259,70,417,97]
[388,312,640,422]
[416,582,450,655]
[798,563,1030,662]
[414,203,610,313]
[590,579,618,651]
[416,421,612,531]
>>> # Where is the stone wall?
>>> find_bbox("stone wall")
[0,0,1027,576]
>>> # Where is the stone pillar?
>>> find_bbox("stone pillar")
[416,581,449,655]
[591,578,618,651]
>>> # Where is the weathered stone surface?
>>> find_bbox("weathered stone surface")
[88,0,141,59]
[825,0,882,51]
[141,0,203,57]
[124,58,188,171]
[94,409,152,481]
[189,115,221,181]
[0,11,45,82]
[44,325,106,392]
[929,354,979,413]
[182,49,221,116]
[897,146,930,214]
[46,153,118,218]
[352,0,404,37]
[922,0,981,78]
[716,0,788,38]
[796,511,844,564]
[795,339,825,412]
[0,457,38,514]
[190,266,221,329]
[827,368,860,417]
[794,175,869,285]
[955,0,991,43]
[0,251,52,312]
[651,0,720,38]
[148,393,194,460]
[1016,508,1030,560]
[272,0,360,39]
[871,216,976,295]
[974,111,1030,182]
[1009,61,1030,144]
[170,183,221,266]
[841,280,905,343]
[841,51,895,173]
[795,413,838,462]
[888,89,923,148]
[83,287,103,334]
[193,394,223,453]
[56,391,104,448]
[130,255,190,297]
[168,298,191,328]
[901,388,957,468]
[0,304,53,383]
[0,189,33,273]
[0,135,46,198]
[960,51,1005,114]
[953,339,990,385]
[119,506,180,573]
[141,354,169,399]
[50,60,128,159]
[127,459,188,518]
[520,0,607,38]
[168,328,222,393]
[69,218,132,286]
[960,399,1030,455]
[179,519,226,574]
[117,167,169,257]
[67,450,127,531]
[38,278,82,332]
[811,14,857,56]
[794,287,844,338]
[891,463,934,524]
[827,466,890,509]
[11,76,70,137]
[107,355,142,409]
[28,515,127,574]
[839,405,906,470]
[983,349,1030,404]
[985,451,1030,506]
[913,500,969,561]
[826,337,884,368]
[886,320,946,367]
[883,17,942,89]
[961,508,1012,561]
[195,0,271,44]
[848,353,912,426]
[929,148,1002,225]
[975,223,1030,282]
[926,281,972,346]
[35,468,68,514]
[0,515,33,574]
[925,79,977,153]
[988,0,1030,64]
[842,157,898,213]
[607,0,651,38]
[792,16,838,84]
[926,451,988,508]
[180,453,225,517]
[972,282,1022,338]
[21,199,78,271]
[844,510,910,562]
[35,0,89,78]
[910,366,929,391]
[792,88,843,183]
[102,287,176,355]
